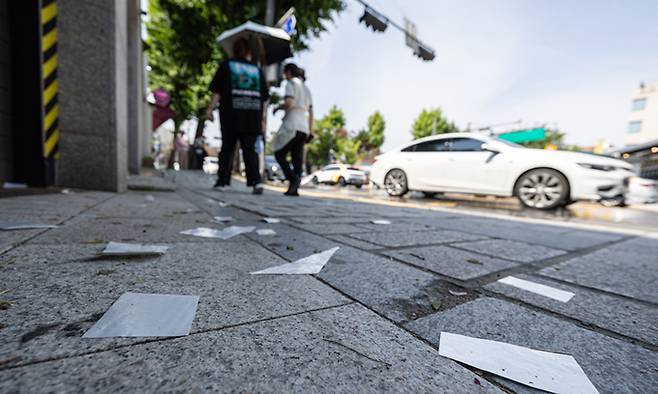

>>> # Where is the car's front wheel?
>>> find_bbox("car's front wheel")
[515,168,569,210]
[338,177,347,186]
[384,169,409,197]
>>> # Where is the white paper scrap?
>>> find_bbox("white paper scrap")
[83,292,199,338]
[144,194,155,202]
[371,220,391,225]
[251,247,339,275]
[213,216,235,223]
[263,217,280,224]
[0,222,58,231]
[498,276,575,303]
[218,201,230,207]
[101,242,169,256]
[439,332,599,394]
[2,182,27,189]
[180,226,255,240]
[256,229,276,236]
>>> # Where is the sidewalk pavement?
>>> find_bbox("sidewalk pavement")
[1,170,656,393]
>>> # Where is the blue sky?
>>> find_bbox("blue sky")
[276,0,658,150]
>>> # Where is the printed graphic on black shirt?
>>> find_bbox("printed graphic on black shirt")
[229,61,261,110]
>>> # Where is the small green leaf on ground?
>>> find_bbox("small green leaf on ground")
[0,300,14,310]
[96,269,115,276]
[431,301,442,311]
[466,258,482,265]
[84,237,105,244]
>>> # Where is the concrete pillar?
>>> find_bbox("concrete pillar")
[126,0,143,174]
[57,0,128,192]
[0,2,12,182]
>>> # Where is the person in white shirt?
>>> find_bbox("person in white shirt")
[271,63,313,196]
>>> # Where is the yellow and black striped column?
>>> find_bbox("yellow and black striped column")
[41,0,59,160]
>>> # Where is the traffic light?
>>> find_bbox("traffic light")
[413,43,435,61]
[359,8,387,32]
[407,37,435,61]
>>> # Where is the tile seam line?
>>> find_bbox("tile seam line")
[0,193,118,256]
[0,302,355,372]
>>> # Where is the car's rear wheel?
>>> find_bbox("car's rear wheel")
[515,169,569,210]
[422,192,437,198]
[384,169,408,197]
[355,184,363,189]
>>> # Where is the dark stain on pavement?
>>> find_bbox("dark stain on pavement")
[393,279,478,321]
[21,324,59,343]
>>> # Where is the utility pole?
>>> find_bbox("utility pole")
[265,0,275,25]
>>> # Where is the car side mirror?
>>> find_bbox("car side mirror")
[481,143,499,153]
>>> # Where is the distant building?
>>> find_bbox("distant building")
[625,81,658,146]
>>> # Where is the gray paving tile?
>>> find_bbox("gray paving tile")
[406,298,658,394]
[456,239,566,263]
[486,274,658,346]
[87,192,202,219]
[294,223,370,235]
[383,245,518,280]
[0,304,501,393]
[0,242,347,368]
[318,247,478,322]
[245,224,339,261]
[348,230,486,248]
[541,237,658,303]
[26,215,235,245]
[352,222,436,233]
[428,217,626,251]
[326,234,382,250]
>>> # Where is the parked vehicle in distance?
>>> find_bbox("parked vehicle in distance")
[265,155,285,181]
[311,164,368,188]
[625,176,657,205]
[369,133,635,210]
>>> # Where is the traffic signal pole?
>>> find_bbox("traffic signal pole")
[354,0,435,61]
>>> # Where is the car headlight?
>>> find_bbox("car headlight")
[271,166,278,171]
[577,163,620,172]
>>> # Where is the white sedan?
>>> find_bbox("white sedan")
[370,133,635,210]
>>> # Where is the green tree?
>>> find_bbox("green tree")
[306,105,346,167]
[355,111,385,153]
[411,108,459,139]
[146,0,346,129]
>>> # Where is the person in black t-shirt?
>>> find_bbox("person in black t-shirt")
[205,37,269,195]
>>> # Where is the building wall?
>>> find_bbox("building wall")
[625,81,658,146]
[0,2,12,182]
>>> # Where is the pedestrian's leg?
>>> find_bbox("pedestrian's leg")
[217,132,237,186]
[290,132,306,178]
[281,132,306,196]
[274,142,294,182]
[238,133,262,189]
